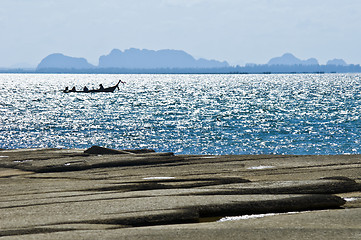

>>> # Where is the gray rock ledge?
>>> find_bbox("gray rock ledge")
[0,147,360,239]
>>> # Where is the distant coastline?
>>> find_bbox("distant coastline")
[1,65,361,74]
[1,50,360,74]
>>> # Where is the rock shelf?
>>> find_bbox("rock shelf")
[0,146,360,239]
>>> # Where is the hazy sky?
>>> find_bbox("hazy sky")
[1,0,361,67]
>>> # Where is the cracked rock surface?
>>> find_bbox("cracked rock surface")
[0,147,360,239]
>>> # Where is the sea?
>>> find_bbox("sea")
[1,73,361,155]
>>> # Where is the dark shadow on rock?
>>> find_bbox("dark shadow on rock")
[85,177,251,192]
[196,178,360,195]
[84,146,157,155]
[84,146,130,155]
[123,149,156,154]
[195,194,346,218]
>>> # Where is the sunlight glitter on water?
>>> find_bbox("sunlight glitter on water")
[1,73,361,155]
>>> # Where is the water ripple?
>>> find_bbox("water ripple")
[1,73,361,154]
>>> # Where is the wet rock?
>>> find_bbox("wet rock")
[0,148,175,173]
[85,177,250,192]
[0,193,345,234]
[84,146,132,155]
[32,208,361,240]
[0,148,360,239]
[84,146,157,155]
[123,149,156,154]
[198,178,361,194]
[320,176,357,182]
[194,194,346,217]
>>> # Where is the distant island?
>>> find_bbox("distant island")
[326,58,348,66]
[36,48,229,71]
[98,48,229,69]
[1,49,361,74]
[37,53,96,70]
[267,53,319,66]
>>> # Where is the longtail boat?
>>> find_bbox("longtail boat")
[63,80,124,93]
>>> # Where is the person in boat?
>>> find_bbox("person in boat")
[70,87,76,92]
[99,84,104,90]
[63,86,69,93]
[83,86,89,92]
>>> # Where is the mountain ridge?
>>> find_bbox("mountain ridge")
[35,50,352,73]
[37,48,229,70]
[267,53,319,66]
[37,53,95,69]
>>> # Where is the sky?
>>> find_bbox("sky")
[1,0,361,68]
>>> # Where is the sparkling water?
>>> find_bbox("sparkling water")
[1,73,361,155]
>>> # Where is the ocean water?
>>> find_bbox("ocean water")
[1,73,361,155]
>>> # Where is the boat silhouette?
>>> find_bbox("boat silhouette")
[63,80,124,93]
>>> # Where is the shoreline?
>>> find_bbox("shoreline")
[1,147,360,239]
